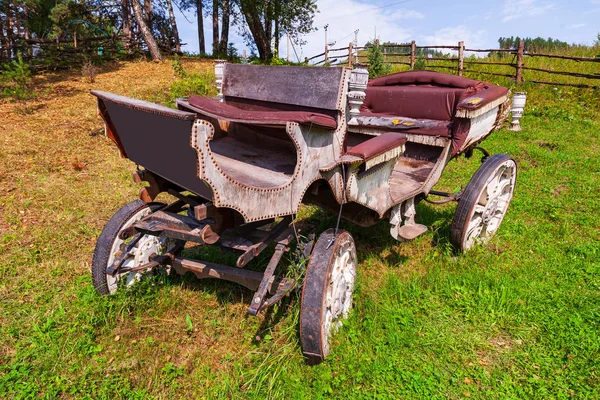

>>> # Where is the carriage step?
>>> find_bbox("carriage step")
[397,224,428,241]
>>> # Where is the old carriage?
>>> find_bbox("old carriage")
[90,62,517,364]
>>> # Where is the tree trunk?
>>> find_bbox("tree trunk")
[196,0,205,54]
[239,0,271,62]
[130,0,163,61]
[143,0,152,31]
[121,0,132,49]
[166,0,180,52]
[218,0,229,55]
[273,3,280,58]
[212,0,219,56]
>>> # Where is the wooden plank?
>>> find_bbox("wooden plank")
[523,52,600,62]
[521,66,600,80]
[223,64,345,111]
[458,41,464,77]
[525,79,600,89]
[516,40,524,82]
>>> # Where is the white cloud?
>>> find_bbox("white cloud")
[420,25,488,56]
[388,9,425,20]
[502,0,555,22]
[295,0,414,61]
[566,23,586,29]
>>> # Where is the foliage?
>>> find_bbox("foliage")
[0,53,34,110]
[414,56,427,70]
[165,57,216,106]
[237,0,317,62]
[367,41,392,78]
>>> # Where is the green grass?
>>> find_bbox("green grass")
[0,58,599,399]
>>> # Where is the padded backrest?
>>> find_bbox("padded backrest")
[368,70,483,89]
[223,64,346,111]
[361,86,467,121]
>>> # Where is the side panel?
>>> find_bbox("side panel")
[460,107,499,151]
[101,100,213,200]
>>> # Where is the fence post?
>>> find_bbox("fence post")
[516,40,524,82]
[458,41,464,76]
[384,46,387,62]
[348,42,353,67]
[410,40,415,70]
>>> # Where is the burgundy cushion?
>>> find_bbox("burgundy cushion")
[361,86,466,121]
[346,133,407,161]
[187,96,337,129]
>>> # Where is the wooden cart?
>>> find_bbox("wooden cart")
[90,62,518,364]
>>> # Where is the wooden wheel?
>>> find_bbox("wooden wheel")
[451,154,517,252]
[300,229,357,365]
[91,200,173,295]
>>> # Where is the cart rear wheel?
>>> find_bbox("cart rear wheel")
[451,154,517,252]
[92,200,170,295]
[300,229,357,365]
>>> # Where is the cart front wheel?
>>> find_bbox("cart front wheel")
[300,229,357,365]
[92,200,171,295]
[451,154,517,252]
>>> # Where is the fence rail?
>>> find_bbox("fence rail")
[306,40,600,89]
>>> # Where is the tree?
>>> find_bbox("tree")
[211,0,218,55]
[165,0,180,52]
[196,0,205,54]
[238,0,316,63]
[131,0,163,60]
[218,0,229,55]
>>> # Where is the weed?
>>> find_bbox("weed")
[81,57,98,83]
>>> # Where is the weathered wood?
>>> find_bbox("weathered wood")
[457,41,464,77]
[525,80,600,89]
[516,40,524,82]
[523,52,600,62]
[410,40,416,70]
[464,48,515,53]
[348,42,353,67]
[223,64,345,111]
[521,66,600,80]
[416,45,459,49]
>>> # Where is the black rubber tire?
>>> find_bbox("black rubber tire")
[300,229,357,365]
[451,154,517,252]
[91,200,164,295]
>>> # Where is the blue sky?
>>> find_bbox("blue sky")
[174,0,600,60]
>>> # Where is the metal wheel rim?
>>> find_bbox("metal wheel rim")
[321,236,357,356]
[106,207,162,294]
[463,159,516,250]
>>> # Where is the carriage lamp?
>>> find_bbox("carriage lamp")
[509,92,527,131]
[347,64,369,124]
[215,60,226,102]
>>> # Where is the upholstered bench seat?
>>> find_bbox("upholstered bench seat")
[355,71,510,153]
[187,95,338,129]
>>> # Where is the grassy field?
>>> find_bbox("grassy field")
[1,57,599,399]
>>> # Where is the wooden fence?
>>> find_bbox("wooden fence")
[306,40,600,89]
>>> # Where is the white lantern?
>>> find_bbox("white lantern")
[214,60,226,102]
[509,92,527,131]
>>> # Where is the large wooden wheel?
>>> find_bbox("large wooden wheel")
[91,200,174,295]
[300,229,357,365]
[451,154,517,252]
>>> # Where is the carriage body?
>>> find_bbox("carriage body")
[90,63,518,364]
